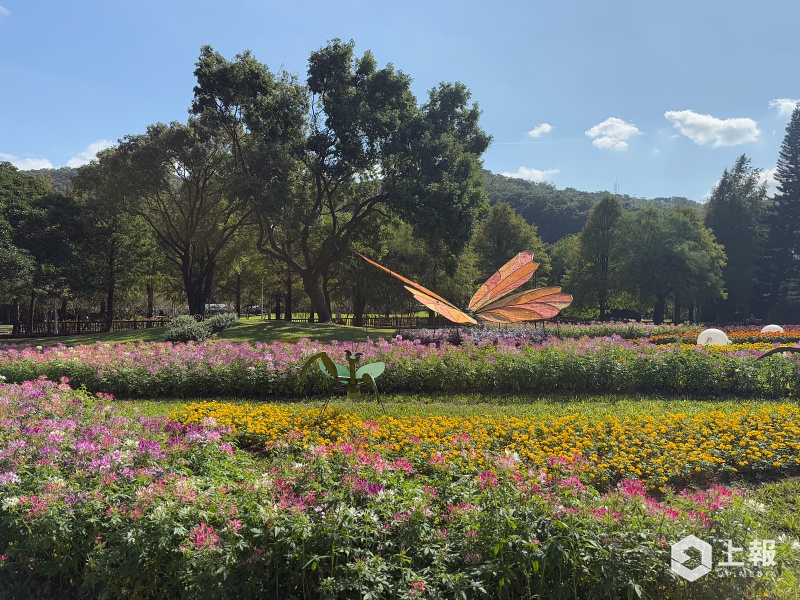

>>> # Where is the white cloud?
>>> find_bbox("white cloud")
[501,166,560,182]
[769,98,800,117]
[0,6,10,17]
[584,117,640,151]
[65,139,115,167]
[759,167,779,196]
[0,152,53,170]
[664,110,760,147]
[527,123,553,138]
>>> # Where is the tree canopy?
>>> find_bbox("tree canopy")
[191,40,490,321]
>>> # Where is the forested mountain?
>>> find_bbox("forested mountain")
[22,166,701,246]
[483,171,701,243]
[22,167,74,194]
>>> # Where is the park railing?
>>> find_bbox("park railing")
[16,318,171,336]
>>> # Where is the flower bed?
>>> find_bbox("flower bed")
[0,379,779,598]
[173,401,800,491]
[1,336,800,399]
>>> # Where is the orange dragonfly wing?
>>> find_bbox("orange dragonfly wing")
[354,252,458,309]
[355,251,476,324]
[477,287,568,312]
[469,251,539,312]
[476,289,573,323]
[405,287,478,325]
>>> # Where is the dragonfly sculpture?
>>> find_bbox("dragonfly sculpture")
[355,250,572,324]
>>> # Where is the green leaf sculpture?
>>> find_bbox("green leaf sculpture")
[300,350,385,401]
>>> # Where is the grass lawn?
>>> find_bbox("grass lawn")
[0,318,395,347]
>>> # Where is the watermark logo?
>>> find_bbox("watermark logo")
[670,536,776,581]
[671,535,712,582]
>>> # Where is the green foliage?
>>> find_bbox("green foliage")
[472,202,550,283]
[704,154,769,320]
[614,206,726,324]
[205,312,239,334]
[164,316,211,343]
[569,193,623,319]
[192,41,490,321]
[116,121,256,316]
[483,171,701,244]
[764,103,800,321]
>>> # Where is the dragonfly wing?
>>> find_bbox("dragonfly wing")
[469,251,539,312]
[478,287,568,312]
[354,251,457,308]
[477,289,573,323]
[406,287,478,325]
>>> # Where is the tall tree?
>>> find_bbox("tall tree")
[472,202,549,284]
[192,40,490,322]
[0,163,43,284]
[115,120,255,316]
[571,193,622,320]
[71,149,156,330]
[764,103,800,321]
[703,154,768,323]
[615,206,726,324]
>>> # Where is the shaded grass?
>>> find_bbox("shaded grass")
[0,318,395,348]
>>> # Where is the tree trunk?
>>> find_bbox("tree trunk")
[181,257,216,317]
[284,270,293,321]
[322,269,332,318]
[235,273,242,317]
[11,298,20,335]
[352,285,366,327]
[672,296,681,325]
[28,293,36,334]
[60,298,68,321]
[273,292,281,321]
[653,294,667,325]
[303,273,332,322]
[105,246,116,332]
[146,283,155,318]
[598,288,608,321]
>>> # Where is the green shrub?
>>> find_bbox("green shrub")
[164,315,211,343]
[205,312,239,334]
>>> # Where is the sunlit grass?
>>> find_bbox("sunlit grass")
[124,392,791,420]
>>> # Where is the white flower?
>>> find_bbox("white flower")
[1,496,21,510]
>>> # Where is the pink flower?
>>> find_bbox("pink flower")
[190,522,220,549]
[409,581,426,596]
[479,470,498,490]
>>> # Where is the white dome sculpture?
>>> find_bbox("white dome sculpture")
[761,324,784,333]
[697,328,730,346]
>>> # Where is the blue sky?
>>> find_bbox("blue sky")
[1,0,798,202]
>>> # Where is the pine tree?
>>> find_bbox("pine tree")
[765,103,800,320]
[703,155,767,322]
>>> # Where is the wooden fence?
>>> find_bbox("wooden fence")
[11,315,450,338]
[16,318,171,336]
[275,315,451,329]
